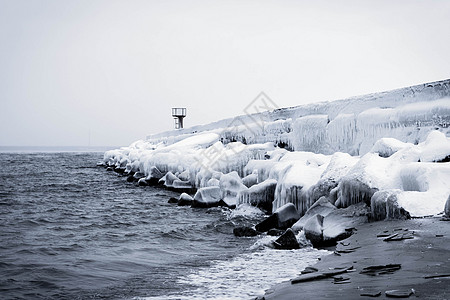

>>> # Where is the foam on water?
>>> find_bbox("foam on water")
[142,240,329,299]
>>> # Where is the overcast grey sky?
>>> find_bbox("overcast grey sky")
[1,0,449,147]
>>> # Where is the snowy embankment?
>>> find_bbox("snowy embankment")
[103,80,450,220]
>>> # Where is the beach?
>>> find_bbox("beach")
[265,216,450,299]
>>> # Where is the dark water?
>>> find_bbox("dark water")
[0,152,261,299]
[0,152,326,300]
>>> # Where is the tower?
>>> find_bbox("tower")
[172,108,186,129]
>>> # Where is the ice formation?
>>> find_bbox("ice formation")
[104,79,450,218]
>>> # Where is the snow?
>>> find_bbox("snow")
[104,79,450,218]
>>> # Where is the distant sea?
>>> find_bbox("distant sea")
[0,146,120,153]
[0,151,327,299]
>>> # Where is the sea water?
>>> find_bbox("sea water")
[0,152,327,299]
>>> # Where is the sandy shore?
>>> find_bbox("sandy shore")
[264,216,450,300]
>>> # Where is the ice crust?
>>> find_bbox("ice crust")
[104,80,450,218]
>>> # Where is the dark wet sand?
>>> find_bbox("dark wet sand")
[265,217,450,300]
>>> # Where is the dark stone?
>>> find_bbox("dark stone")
[218,199,236,209]
[233,226,258,237]
[256,214,278,233]
[273,228,300,250]
[255,203,300,232]
[106,167,114,171]
[145,177,160,186]
[126,175,135,182]
[267,228,284,236]
[178,198,193,206]
[114,167,125,174]
[168,197,178,204]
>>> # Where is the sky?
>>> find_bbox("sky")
[1,0,449,147]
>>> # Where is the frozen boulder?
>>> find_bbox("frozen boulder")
[145,166,164,185]
[178,193,193,206]
[192,186,222,208]
[419,130,450,162]
[238,179,277,214]
[255,203,300,232]
[137,177,148,186]
[207,178,220,187]
[220,171,247,204]
[304,202,370,247]
[163,172,179,188]
[445,195,450,217]
[171,179,196,193]
[292,197,337,232]
[303,214,324,246]
[133,172,145,180]
[371,190,411,221]
[178,170,190,181]
[370,138,411,158]
[273,228,300,250]
[242,173,258,188]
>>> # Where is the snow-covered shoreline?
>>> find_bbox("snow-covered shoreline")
[103,79,450,220]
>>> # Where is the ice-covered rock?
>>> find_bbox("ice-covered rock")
[219,171,247,207]
[192,186,222,208]
[308,152,358,206]
[137,177,148,186]
[133,172,145,180]
[163,171,179,188]
[419,130,450,162]
[271,152,330,214]
[370,190,411,221]
[337,153,388,208]
[370,138,412,158]
[303,214,324,247]
[291,197,337,232]
[171,179,195,193]
[238,179,277,213]
[178,193,194,206]
[255,203,300,232]
[242,173,258,188]
[304,203,370,247]
[145,166,164,185]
